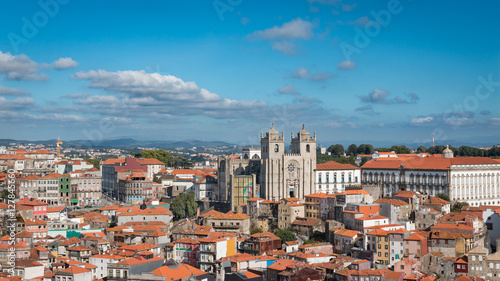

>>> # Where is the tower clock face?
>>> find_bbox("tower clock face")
[287,163,295,172]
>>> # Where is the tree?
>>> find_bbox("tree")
[436,193,450,202]
[357,144,367,155]
[416,146,427,153]
[390,145,411,154]
[0,189,9,202]
[327,144,344,156]
[347,144,358,156]
[133,150,172,166]
[185,191,198,217]
[251,227,263,234]
[274,228,296,242]
[375,147,392,152]
[84,158,101,169]
[171,191,198,220]
[451,202,469,213]
[170,194,186,220]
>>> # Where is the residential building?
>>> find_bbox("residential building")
[277,197,304,229]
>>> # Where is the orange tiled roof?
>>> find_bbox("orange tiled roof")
[374,198,408,206]
[316,161,360,170]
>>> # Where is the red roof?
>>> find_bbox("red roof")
[316,161,360,170]
[363,156,499,170]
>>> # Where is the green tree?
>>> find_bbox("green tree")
[170,191,198,220]
[185,191,198,217]
[436,193,450,202]
[390,145,411,154]
[451,202,469,213]
[251,227,264,234]
[347,144,358,157]
[275,228,296,242]
[375,147,392,152]
[0,189,9,201]
[133,150,172,166]
[416,146,427,153]
[170,194,187,220]
[84,158,101,169]
[327,144,345,156]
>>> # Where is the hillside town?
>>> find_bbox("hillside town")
[0,126,500,281]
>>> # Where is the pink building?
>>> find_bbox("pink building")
[404,233,428,267]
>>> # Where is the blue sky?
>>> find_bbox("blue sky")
[0,0,499,146]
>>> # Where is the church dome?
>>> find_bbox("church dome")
[442,145,454,158]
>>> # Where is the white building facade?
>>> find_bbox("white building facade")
[315,161,361,193]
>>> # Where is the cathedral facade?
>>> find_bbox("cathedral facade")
[260,124,317,201]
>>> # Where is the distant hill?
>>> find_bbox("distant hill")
[0,138,234,149]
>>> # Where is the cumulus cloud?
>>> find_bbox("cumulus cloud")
[359,89,420,104]
[53,57,79,69]
[359,89,392,104]
[277,85,300,95]
[338,16,371,26]
[0,97,36,110]
[292,67,335,81]
[246,18,314,55]
[337,60,356,70]
[410,116,433,124]
[0,51,48,81]
[0,85,30,96]
[71,69,272,120]
[355,105,379,116]
[271,41,300,55]
[247,18,313,41]
[341,3,356,11]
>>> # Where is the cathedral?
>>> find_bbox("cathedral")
[260,124,317,201]
[217,124,317,209]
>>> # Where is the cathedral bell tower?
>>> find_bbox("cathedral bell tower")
[260,124,285,201]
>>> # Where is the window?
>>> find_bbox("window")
[274,144,279,152]
[109,270,113,277]
[306,144,310,152]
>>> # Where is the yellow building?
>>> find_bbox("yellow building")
[366,229,390,266]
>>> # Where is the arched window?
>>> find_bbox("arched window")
[306,144,310,152]
[319,173,322,183]
[326,174,329,183]
[274,144,279,152]
[334,174,337,183]
[349,174,352,183]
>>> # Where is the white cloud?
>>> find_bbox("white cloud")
[71,70,268,119]
[0,97,36,110]
[246,18,314,55]
[247,18,313,41]
[0,51,48,81]
[359,89,419,104]
[292,67,335,81]
[337,60,356,70]
[0,85,30,96]
[339,16,371,26]
[410,116,433,124]
[341,3,356,11]
[271,41,300,55]
[53,57,79,69]
[277,85,300,95]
